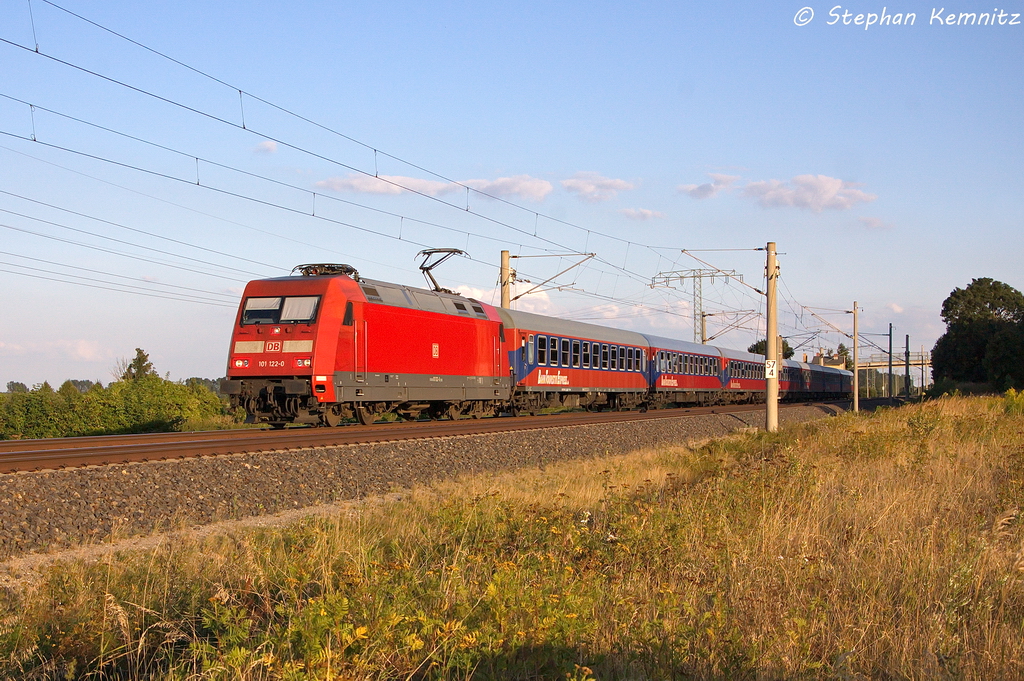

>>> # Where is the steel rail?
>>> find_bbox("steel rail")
[0,402,845,474]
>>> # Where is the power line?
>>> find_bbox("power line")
[0,143,409,276]
[0,265,235,306]
[0,220,247,282]
[0,30,734,320]
[0,189,275,276]
[0,249,236,299]
[0,204,263,278]
[0,131,693,320]
[0,93,555,256]
[33,0,687,257]
[0,35,667,291]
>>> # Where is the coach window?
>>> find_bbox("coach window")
[561,339,570,367]
[537,336,547,365]
[572,340,581,367]
[610,345,619,370]
[625,347,633,371]
[601,344,609,369]
[582,342,591,368]
[528,335,535,364]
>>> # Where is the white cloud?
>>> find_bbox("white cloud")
[0,341,26,355]
[561,172,634,203]
[315,174,458,196]
[858,216,894,230]
[316,173,553,201]
[677,173,740,199]
[463,175,552,201]
[741,174,876,212]
[888,303,904,314]
[619,208,665,220]
[254,140,278,154]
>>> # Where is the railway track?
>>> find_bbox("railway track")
[0,401,847,474]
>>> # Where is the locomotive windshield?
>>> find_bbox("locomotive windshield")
[241,296,321,325]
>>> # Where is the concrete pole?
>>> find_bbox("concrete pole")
[852,301,859,412]
[500,250,511,309]
[766,242,779,432]
[921,345,926,393]
[887,323,894,403]
[905,334,911,398]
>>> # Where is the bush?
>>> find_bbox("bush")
[0,375,230,439]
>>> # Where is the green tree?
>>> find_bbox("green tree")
[983,323,1024,390]
[6,381,27,393]
[837,343,853,370]
[932,278,1024,387]
[747,338,795,359]
[941,277,1024,325]
[118,348,158,382]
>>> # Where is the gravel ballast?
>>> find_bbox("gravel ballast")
[0,405,841,561]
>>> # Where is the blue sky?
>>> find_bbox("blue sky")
[1,0,1021,385]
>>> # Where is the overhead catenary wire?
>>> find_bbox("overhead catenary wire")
[0,143,410,276]
[0,266,235,306]
[0,221,248,282]
[0,258,234,304]
[0,249,237,299]
[0,187,279,275]
[0,36,669,292]
[0,94,561,256]
[0,131,699,321]
[32,0,689,259]
[2,12,847,331]
[0,205,266,278]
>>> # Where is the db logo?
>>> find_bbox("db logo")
[266,341,282,352]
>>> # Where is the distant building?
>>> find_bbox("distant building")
[810,351,847,370]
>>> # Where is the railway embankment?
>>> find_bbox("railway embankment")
[2,396,1023,679]
[0,404,840,561]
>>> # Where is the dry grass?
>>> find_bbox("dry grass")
[2,396,1023,679]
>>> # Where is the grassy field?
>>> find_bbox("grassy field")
[2,395,1024,679]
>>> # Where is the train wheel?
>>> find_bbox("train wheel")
[321,406,343,427]
[355,406,375,426]
[446,404,463,420]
